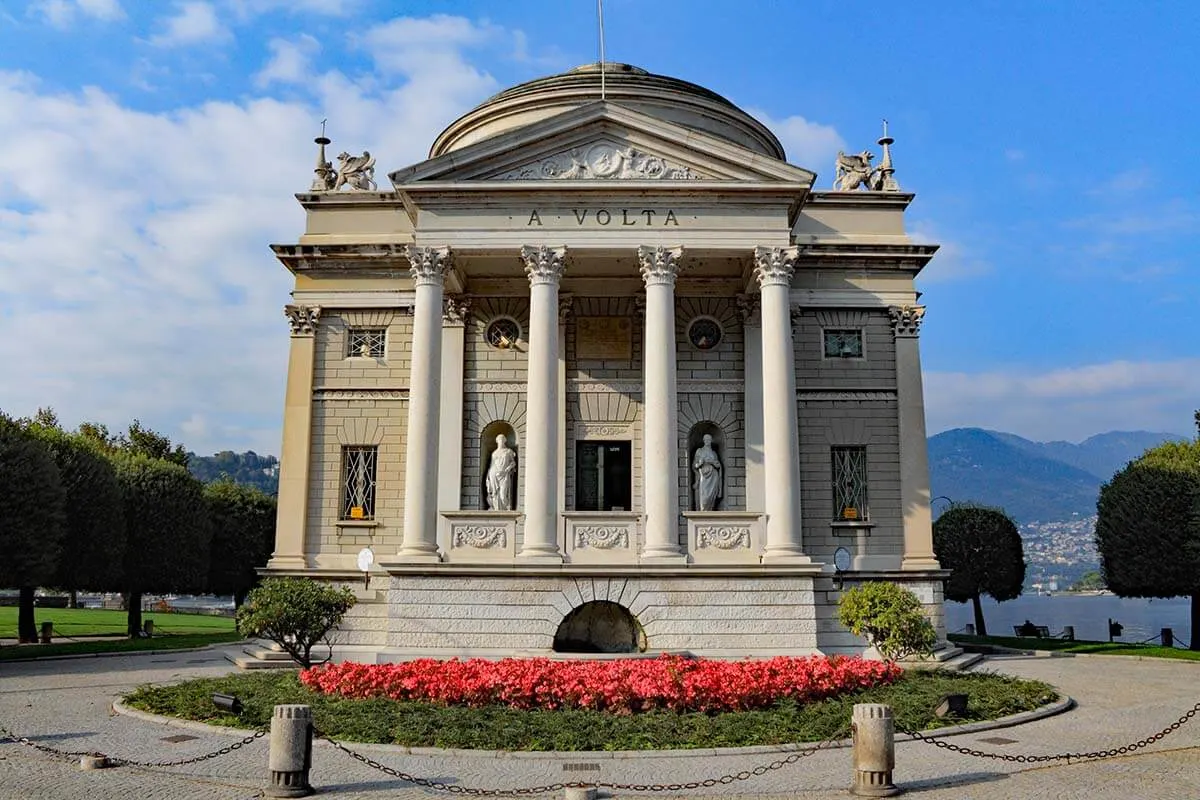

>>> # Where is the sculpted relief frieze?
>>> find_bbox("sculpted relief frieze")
[496,142,707,181]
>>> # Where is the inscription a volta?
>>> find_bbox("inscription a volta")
[526,208,679,227]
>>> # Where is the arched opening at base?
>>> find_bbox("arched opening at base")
[552,601,646,653]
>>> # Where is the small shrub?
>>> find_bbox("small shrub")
[236,578,355,667]
[838,581,937,662]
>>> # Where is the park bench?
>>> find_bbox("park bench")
[1013,624,1051,638]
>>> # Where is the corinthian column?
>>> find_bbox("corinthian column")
[638,245,685,561]
[519,245,566,562]
[268,305,321,570]
[891,305,940,571]
[400,246,450,562]
[753,247,811,562]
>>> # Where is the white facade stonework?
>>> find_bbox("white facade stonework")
[265,62,946,658]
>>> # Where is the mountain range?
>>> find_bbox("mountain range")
[928,428,1186,523]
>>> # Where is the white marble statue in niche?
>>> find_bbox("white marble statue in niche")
[485,434,517,511]
[691,434,723,511]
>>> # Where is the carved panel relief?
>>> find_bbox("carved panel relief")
[495,141,707,181]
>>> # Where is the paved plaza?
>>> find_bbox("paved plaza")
[1,646,1198,799]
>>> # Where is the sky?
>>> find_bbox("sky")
[0,1,1197,456]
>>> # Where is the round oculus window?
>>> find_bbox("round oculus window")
[485,318,520,349]
[687,318,723,350]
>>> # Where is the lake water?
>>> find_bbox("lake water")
[945,593,1193,645]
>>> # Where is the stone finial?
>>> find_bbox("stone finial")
[520,245,567,286]
[752,246,799,288]
[637,245,684,287]
[405,246,451,287]
[284,304,321,335]
[888,305,925,338]
[443,295,471,326]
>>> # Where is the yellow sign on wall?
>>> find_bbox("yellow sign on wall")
[350,506,365,519]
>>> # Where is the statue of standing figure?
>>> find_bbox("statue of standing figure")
[485,434,517,511]
[692,433,723,511]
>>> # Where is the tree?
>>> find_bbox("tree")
[1095,439,1200,650]
[0,416,66,642]
[24,426,126,605]
[933,504,1026,636]
[205,479,277,608]
[113,454,212,636]
[121,420,189,467]
[237,578,356,667]
[838,581,937,661]
[1068,570,1106,592]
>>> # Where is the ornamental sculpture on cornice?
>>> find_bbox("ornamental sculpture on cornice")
[637,245,684,287]
[309,130,377,192]
[888,305,926,338]
[405,245,451,287]
[496,142,703,181]
[284,304,321,335]
[520,245,567,285]
[832,120,901,192]
[752,246,800,287]
[443,295,471,326]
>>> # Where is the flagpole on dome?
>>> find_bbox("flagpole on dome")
[598,0,607,100]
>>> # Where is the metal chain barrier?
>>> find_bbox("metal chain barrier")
[317,725,849,796]
[1,722,266,767]
[897,700,1200,764]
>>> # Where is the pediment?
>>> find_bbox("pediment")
[389,102,816,187]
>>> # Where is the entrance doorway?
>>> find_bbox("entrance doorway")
[575,441,632,511]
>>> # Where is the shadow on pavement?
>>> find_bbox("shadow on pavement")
[901,770,1009,792]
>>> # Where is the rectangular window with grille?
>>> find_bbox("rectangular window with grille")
[823,329,864,359]
[346,328,386,358]
[831,446,869,521]
[340,446,378,520]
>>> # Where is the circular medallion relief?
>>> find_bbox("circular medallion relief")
[485,318,521,349]
[687,317,723,350]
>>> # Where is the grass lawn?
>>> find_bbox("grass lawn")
[950,634,1200,661]
[125,670,1058,751]
[0,607,236,638]
[0,631,244,661]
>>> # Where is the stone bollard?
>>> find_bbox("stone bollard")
[564,786,597,800]
[40,621,53,644]
[79,754,108,770]
[850,703,900,797]
[266,704,313,798]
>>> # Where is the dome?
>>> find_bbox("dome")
[430,62,786,161]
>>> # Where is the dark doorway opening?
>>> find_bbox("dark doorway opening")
[575,441,632,511]
[552,601,645,653]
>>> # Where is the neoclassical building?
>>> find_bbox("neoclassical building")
[264,63,945,658]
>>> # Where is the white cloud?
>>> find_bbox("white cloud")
[910,223,991,283]
[0,18,504,455]
[223,0,361,17]
[925,360,1200,442]
[747,109,845,174]
[1088,166,1154,197]
[255,34,320,88]
[29,0,123,27]
[150,1,228,47]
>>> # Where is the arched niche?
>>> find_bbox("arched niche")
[552,601,646,653]
[480,421,518,511]
[687,421,725,512]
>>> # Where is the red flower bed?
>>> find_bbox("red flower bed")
[299,655,899,714]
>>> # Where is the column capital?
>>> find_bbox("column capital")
[889,305,926,338]
[520,245,567,286]
[637,245,684,287]
[284,304,321,335]
[753,246,799,288]
[736,292,761,327]
[443,295,471,326]
[405,245,451,287]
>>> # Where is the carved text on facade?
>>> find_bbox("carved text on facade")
[696,525,751,550]
[452,525,507,549]
[575,526,629,550]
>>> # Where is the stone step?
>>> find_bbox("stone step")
[244,646,293,661]
[226,652,298,670]
[940,651,985,672]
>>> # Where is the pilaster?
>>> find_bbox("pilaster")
[437,296,469,514]
[737,292,765,513]
[890,305,940,571]
[268,304,322,569]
